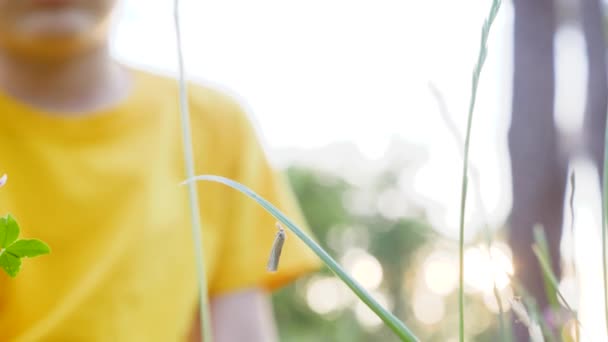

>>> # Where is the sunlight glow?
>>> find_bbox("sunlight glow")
[412,289,445,325]
[341,248,384,291]
[464,244,513,294]
[423,251,458,296]
[482,286,513,314]
[306,276,351,315]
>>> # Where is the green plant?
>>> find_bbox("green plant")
[0,175,50,278]
[173,1,213,342]
[174,0,503,340]
[456,1,501,341]
[184,175,420,342]
[532,226,579,331]
[0,214,50,277]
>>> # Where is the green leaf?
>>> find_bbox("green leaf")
[185,175,420,342]
[532,244,576,314]
[7,239,50,258]
[0,214,20,248]
[0,251,22,277]
[533,225,560,309]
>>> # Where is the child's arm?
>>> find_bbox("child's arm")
[188,289,278,342]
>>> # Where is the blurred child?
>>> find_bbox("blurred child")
[0,1,319,341]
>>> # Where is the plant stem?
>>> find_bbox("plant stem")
[429,83,507,342]
[173,1,213,341]
[458,1,501,341]
[184,175,420,342]
[492,283,507,342]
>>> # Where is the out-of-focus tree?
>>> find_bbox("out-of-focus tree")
[509,0,564,339]
[271,155,508,341]
[509,0,608,339]
[582,0,607,180]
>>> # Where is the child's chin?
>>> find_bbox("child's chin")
[15,9,96,41]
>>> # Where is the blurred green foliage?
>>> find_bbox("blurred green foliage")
[272,164,504,341]
[273,165,430,341]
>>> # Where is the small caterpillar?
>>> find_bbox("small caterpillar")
[267,223,286,272]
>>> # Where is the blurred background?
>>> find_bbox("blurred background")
[110,0,608,340]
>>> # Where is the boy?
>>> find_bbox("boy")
[0,0,319,341]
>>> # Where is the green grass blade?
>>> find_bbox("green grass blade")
[457,1,501,341]
[532,245,574,314]
[173,1,213,341]
[429,81,507,342]
[185,175,420,342]
[492,283,508,342]
[510,275,558,342]
[533,225,559,308]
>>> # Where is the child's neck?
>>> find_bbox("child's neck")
[0,44,131,115]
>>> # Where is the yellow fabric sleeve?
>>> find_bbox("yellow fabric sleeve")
[207,99,321,295]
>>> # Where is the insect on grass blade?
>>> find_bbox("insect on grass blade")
[267,223,286,272]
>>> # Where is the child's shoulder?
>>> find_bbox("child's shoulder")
[134,67,251,129]
[132,67,258,164]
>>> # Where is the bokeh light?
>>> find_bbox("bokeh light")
[341,248,384,290]
[464,243,513,294]
[354,291,392,330]
[306,276,352,315]
[412,289,445,325]
[422,250,459,296]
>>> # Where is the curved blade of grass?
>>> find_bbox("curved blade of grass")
[533,225,581,331]
[532,245,575,314]
[533,225,559,308]
[184,175,419,342]
[532,239,582,340]
[532,245,583,340]
[173,1,212,341]
[457,1,501,341]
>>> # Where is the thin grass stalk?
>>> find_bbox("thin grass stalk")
[492,283,507,341]
[457,1,501,341]
[532,246,575,314]
[533,225,560,308]
[428,83,507,342]
[173,1,213,341]
[509,275,558,342]
[184,175,420,342]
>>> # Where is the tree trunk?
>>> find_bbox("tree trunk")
[582,0,608,175]
[509,0,566,338]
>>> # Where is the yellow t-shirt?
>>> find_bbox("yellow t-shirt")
[0,68,320,341]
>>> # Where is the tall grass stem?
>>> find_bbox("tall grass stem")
[173,1,213,341]
[457,1,501,341]
[429,83,506,342]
